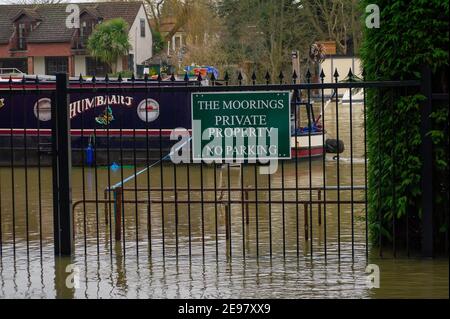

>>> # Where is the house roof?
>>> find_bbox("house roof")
[9,8,43,22]
[0,2,143,44]
[142,51,171,65]
[150,17,185,34]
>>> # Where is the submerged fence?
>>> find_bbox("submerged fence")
[0,69,445,261]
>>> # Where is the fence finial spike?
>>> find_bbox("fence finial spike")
[210,72,216,81]
[251,71,257,81]
[278,71,284,83]
[305,69,312,82]
[92,75,96,83]
[35,74,39,84]
[334,68,340,79]
[22,74,26,84]
[320,69,326,79]
[238,71,243,82]
[347,68,354,80]
[184,72,189,82]
[197,73,202,82]
[292,70,298,80]
[131,73,135,82]
[79,73,83,83]
[224,71,229,83]
[8,75,12,84]
[105,73,109,83]
[118,73,123,82]
[157,73,162,82]
[265,71,271,84]
[170,73,176,81]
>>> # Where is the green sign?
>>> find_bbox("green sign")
[191,91,291,161]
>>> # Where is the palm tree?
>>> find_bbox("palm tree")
[87,18,132,74]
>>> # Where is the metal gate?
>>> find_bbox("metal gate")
[0,69,445,262]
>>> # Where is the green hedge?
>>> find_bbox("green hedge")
[360,0,449,248]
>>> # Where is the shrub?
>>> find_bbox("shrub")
[360,0,449,249]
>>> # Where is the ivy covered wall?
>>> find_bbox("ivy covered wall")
[360,0,449,251]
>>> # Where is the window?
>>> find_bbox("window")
[140,19,146,37]
[0,58,27,73]
[45,57,68,75]
[174,36,182,50]
[80,21,87,36]
[80,20,95,37]
[79,19,96,46]
[19,23,25,36]
[128,54,134,71]
[86,57,110,77]
[18,23,27,50]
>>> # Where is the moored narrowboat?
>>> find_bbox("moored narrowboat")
[0,77,327,166]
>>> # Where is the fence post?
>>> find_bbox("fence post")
[104,189,109,225]
[304,203,309,241]
[52,73,73,256]
[420,65,434,258]
[318,190,322,226]
[245,190,249,225]
[225,203,230,240]
[114,187,123,241]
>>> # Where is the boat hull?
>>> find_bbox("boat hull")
[290,133,326,159]
[0,83,326,166]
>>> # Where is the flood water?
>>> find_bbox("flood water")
[0,103,448,299]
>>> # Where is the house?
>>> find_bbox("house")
[312,41,361,97]
[0,1,153,77]
[315,40,362,80]
[151,17,185,58]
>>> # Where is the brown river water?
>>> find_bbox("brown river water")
[0,103,448,298]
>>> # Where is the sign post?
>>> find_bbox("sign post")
[192,91,291,161]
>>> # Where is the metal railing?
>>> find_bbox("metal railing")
[0,69,443,262]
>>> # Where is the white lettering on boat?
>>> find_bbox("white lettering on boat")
[69,95,134,119]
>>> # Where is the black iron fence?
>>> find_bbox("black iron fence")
[0,69,446,261]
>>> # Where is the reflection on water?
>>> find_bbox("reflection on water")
[0,248,448,299]
[0,103,448,298]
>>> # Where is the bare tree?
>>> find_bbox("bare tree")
[218,0,315,81]
[142,0,193,42]
[144,0,165,32]
[300,0,362,54]
[181,0,227,67]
